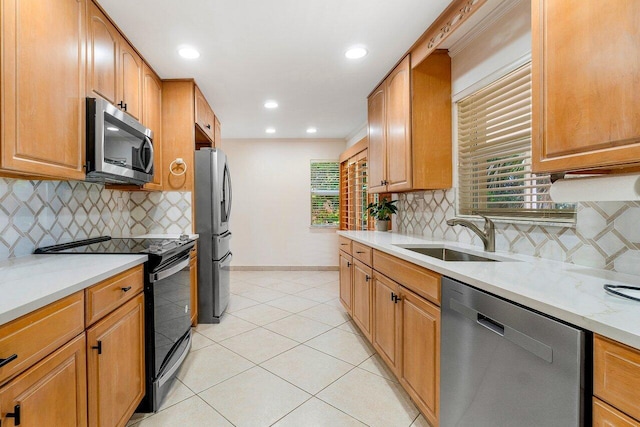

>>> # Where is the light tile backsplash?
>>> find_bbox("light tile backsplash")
[0,177,192,260]
[396,190,640,276]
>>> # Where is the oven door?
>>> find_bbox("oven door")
[149,254,192,388]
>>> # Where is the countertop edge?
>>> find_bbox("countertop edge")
[338,230,640,350]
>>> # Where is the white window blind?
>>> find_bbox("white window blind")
[311,160,340,227]
[457,63,575,220]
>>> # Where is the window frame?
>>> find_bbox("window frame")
[452,57,576,224]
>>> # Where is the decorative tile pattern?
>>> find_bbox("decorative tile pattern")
[397,190,640,275]
[0,177,192,261]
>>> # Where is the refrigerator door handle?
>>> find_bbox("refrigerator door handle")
[222,163,232,222]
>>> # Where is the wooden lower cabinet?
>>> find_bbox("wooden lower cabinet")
[372,272,401,376]
[87,293,145,427]
[352,259,373,342]
[339,251,353,314]
[399,285,440,426]
[0,334,87,427]
[593,398,640,427]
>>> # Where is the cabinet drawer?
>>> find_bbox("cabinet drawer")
[594,334,640,421]
[373,250,440,306]
[0,292,84,386]
[352,241,372,266]
[338,236,352,255]
[85,265,144,326]
[593,398,640,427]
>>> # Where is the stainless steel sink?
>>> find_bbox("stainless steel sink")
[394,245,509,262]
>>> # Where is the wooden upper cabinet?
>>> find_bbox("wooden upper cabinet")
[195,85,215,143]
[214,116,222,147]
[118,39,143,120]
[142,62,164,191]
[532,0,640,173]
[87,1,142,120]
[368,85,387,193]
[385,55,412,192]
[367,52,451,194]
[87,0,118,105]
[0,0,86,180]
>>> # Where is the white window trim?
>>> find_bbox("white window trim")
[451,53,576,225]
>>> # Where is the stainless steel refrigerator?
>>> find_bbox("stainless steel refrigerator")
[195,148,232,324]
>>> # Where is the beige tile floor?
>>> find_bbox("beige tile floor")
[127,270,429,427]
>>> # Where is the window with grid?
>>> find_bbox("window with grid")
[311,160,340,227]
[457,63,575,221]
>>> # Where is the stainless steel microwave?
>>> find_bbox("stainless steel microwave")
[86,97,154,185]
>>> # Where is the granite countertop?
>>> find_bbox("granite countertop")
[339,230,640,349]
[0,254,147,326]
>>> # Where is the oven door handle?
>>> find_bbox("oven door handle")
[151,257,190,282]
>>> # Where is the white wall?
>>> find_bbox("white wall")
[219,138,347,267]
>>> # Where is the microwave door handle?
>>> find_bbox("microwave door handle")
[138,136,154,174]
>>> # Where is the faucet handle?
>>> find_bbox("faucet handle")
[473,213,494,231]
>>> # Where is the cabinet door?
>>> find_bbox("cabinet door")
[190,252,198,326]
[593,398,640,427]
[399,286,440,426]
[372,273,401,376]
[0,334,87,427]
[385,55,412,192]
[532,0,640,173]
[214,116,222,147]
[339,251,353,314]
[367,85,387,193]
[87,1,118,105]
[118,38,143,120]
[87,293,145,427]
[195,85,214,141]
[142,62,164,191]
[352,259,373,342]
[1,0,86,180]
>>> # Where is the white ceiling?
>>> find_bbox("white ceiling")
[98,0,451,139]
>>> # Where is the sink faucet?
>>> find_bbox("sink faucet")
[446,215,495,252]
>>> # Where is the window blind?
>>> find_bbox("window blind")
[457,63,575,220]
[311,161,340,227]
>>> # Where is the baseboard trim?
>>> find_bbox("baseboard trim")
[230,266,338,271]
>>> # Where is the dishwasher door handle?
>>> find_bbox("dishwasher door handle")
[449,297,553,363]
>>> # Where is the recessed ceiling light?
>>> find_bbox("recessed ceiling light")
[306,127,317,134]
[106,126,119,131]
[264,101,278,109]
[265,128,276,134]
[178,46,200,59]
[345,47,368,59]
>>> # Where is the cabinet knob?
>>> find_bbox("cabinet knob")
[365,275,371,282]
[347,261,351,267]
[206,124,212,129]
[121,286,132,292]
[0,353,18,368]
[6,404,21,426]
[91,340,103,355]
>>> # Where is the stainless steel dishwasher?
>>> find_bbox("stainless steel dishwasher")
[441,277,590,426]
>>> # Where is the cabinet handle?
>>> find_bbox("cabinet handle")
[365,275,371,282]
[206,124,212,129]
[391,292,400,303]
[340,243,348,246]
[117,101,127,111]
[347,261,351,267]
[121,286,132,292]
[380,180,384,186]
[91,341,102,355]
[0,354,18,368]
[6,404,21,425]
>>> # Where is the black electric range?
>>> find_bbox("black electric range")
[35,235,197,413]
[35,235,196,270]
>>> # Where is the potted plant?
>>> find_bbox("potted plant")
[366,197,398,232]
